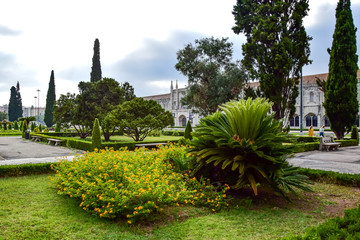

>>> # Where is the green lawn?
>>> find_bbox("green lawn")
[2,174,357,240]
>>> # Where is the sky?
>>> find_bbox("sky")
[0,0,360,107]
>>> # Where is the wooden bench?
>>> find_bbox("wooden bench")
[319,136,340,151]
[135,142,168,149]
[47,138,63,146]
[31,136,42,142]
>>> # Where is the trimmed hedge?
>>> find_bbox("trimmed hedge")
[296,136,319,142]
[162,130,185,136]
[296,168,360,187]
[0,163,55,178]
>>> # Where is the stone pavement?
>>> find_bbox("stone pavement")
[0,136,83,166]
[0,136,360,174]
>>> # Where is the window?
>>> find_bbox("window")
[289,116,300,127]
[310,92,314,102]
[306,114,317,127]
[325,116,330,127]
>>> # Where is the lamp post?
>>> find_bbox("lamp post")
[34,96,37,120]
[37,89,40,123]
[300,69,303,135]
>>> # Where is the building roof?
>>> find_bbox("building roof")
[143,93,171,101]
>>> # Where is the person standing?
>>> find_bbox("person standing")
[319,125,325,137]
[309,125,314,137]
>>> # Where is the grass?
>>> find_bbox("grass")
[1,174,359,239]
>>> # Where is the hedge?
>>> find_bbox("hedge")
[0,163,55,178]
[162,130,185,136]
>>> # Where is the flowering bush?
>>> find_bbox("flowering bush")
[51,144,229,223]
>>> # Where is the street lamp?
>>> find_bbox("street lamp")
[34,96,37,120]
[37,89,40,123]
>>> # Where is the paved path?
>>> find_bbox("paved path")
[0,136,83,166]
[1,136,360,174]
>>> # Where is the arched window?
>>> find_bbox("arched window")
[306,114,317,127]
[310,92,314,102]
[295,116,299,127]
[290,117,295,127]
[179,115,187,127]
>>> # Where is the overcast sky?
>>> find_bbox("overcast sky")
[0,0,359,107]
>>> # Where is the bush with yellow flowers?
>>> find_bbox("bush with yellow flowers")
[51,144,229,223]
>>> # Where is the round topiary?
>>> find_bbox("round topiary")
[92,118,102,151]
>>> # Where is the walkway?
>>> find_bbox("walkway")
[0,136,83,166]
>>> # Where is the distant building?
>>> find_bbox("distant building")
[0,104,45,120]
[143,80,201,126]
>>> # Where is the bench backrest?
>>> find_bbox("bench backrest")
[321,137,334,143]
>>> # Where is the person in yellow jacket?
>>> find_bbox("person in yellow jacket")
[308,125,314,137]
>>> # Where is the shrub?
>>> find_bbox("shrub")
[55,123,61,133]
[188,98,312,198]
[92,118,102,151]
[184,120,193,140]
[177,137,192,147]
[172,130,180,136]
[52,145,229,223]
[14,121,19,130]
[149,129,161,137]
[31,122,35,132]
[0,163,54,178]
[21,120,27,138]
[285,205,360,239]
[351,125,359,142]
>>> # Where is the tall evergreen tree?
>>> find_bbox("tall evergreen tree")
[90,38,102,83]
[324,0,358,139]
[8,83,23,121]
[44,70,56,127]
[232,0,312,123]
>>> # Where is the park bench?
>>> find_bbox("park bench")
[47,138,63,146]
[319,136,340,151]
[135,142,168,149]
[31,136,42,142]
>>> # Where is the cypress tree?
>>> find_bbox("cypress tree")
[90,38,102,83]
[21,120,27,138]
[15,81,23,120]
[92,118,102,150]
[55,123,61,132]
[324,0,358,139]
[44,70,56,127]
[8,86,17,121]
[14,121,19,130]
[184,120,193,140]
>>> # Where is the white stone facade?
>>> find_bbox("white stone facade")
[143,80,201,127]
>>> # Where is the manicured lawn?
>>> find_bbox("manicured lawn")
[1,174,359,239]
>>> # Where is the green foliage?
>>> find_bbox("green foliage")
[184,120,193,140]
[175,37,248,116]
[31,122,35,132]
[21,120,27,138]
[109,97,174,141]
[232,0,312,121]
[55,123,61,132]
[177,137,192,147]
[52,145,229,223]
[285,205,360,239]
[90,38,102,83]
[92,118,102,150]
[0,163,54,178]
[351,125,359,142]
[324,0,358,139]
[8,84,23,121]
[162,130,185,136]
[149,129,161,137]
[120,81,136,101]
[189,98,312,198]
[0,111,7,121]
[13,121,19,130]
[44,70,56,127]
[172,130,180,136]
[39,124,42,132]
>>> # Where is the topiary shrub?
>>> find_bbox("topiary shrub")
[14,121,19,130]
[184,120,193,140]
[189,98,312,198]
[21,120,27,138]
[92,118,102,151]
[39,124,43,132]
[351,125,359,143]
[172,130,180,136]
[55,123,61,133]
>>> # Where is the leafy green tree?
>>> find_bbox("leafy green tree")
[232,0,312,122]
[323,0,358,139]
[92,118,102,150]
[109,97,174,141]
[175,37,248,117]
[90,38,102,83]
[120,81,136,101]
[0,112,7,121]
[44,70,56,127]
[184,120,193,140]
[188,98,312,198]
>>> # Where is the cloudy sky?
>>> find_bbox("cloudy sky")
[0,0,359,107]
